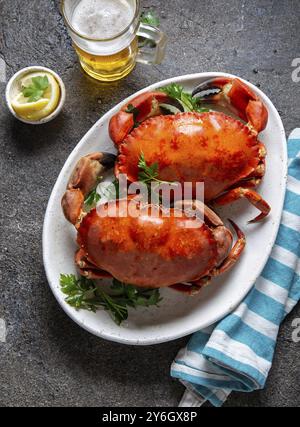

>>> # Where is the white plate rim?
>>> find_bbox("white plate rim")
[43,72,287,345]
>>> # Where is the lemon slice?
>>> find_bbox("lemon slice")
[11,94,49,121]
[11,72,61,121]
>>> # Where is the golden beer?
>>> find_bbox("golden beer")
[62,0,166,82]
[73,36,139,81]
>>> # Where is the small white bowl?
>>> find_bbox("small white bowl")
[5,66,66,125]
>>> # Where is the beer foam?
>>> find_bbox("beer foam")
[72,0,134,39]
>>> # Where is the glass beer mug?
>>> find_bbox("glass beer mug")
[61,0,167,81]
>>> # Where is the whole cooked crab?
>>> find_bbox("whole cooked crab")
[109,77,270,222]
[62,152,245,294]
[61,77,270,294]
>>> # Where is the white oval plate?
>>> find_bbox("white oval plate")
[43,72,287,345]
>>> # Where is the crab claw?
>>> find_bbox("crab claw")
[109,91,171,146]
[75,248,113,279]
[61,152,116,226]
[192,77,268,133]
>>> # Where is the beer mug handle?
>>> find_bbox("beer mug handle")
[137,23,167,65]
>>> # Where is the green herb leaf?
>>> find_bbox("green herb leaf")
[138,152,160,184]
[159,83,183,100]
[125,103,139,116]
[60,274,104,313]
[60,274,128,324]
[32,75,49,90]
[84,188,101,209]
[138,152,178,206]
[60,274,162,325]
[138,152,177,188]
[139,10,160,49]
[21,75,49,102]
[97,289,128,325]
[111,279,162,308]
[140,10,160,27]
[125,103,140,127]
[158,83,209,113]
[98,179,120,201]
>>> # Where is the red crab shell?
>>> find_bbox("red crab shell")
[77,199,232,288]
[116,111,261,201]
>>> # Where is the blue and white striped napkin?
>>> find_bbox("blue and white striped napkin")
[171,129,300,407]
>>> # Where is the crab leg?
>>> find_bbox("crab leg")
[246,160,266,180]
[169,281,208,296]
[75,249,113,279]
[170,220,245,295]
[225,141,266,190]
[170,203,245,295]
[212,220,246,276]
[213,188,271,223]
[236,161,265,189]
[170,201,218,295]
[226,158,266,190]
[246,142,266,181]
[79,269,113,280]
[75,248,98,270]
[174,200,224,226]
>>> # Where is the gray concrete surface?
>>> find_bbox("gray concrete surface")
[0,0,299,407]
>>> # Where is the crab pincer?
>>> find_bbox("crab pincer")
[61,152,116,226]
[192,77,268,133]
[109,91,171,146]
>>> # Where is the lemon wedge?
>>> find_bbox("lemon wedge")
[11,94,49,121]
[11,72,61,121]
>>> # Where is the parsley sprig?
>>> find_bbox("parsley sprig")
[21,75,49,102]
[139,10,160,48]
[110,280,162,308]
[138,153,161,184]
[138,152,178,205]
[84,188,101,209]
[125,103,139,116]
[138,152,178,187]
[60,275,162,325]
[138,153,178,205]
[159,83,209,113]
[125,103,140,128]
[85,179,120,209]
[140,10,160,27]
